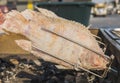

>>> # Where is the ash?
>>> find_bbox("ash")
[0,56,119,83]
[0,56,89,83]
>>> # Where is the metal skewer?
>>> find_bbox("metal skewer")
[32,44,115,78]
[27,27,115,78]
[41,28,111,60]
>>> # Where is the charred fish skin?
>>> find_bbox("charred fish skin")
[0,11,5,25]
[0,9,108,70]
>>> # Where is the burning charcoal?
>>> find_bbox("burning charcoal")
[31,78,41,83]
[42,76,59,83]
[0,58,15,72]
[16,71,36,79]
[9,59,19,65]
[41,61,59,74]
[64,75,75,83]
[20,58,28,64]
[75,73,89,83]
[39,62,59,81]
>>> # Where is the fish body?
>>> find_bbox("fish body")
[0,9,108,70]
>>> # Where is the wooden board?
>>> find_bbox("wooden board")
[0,33,30,55]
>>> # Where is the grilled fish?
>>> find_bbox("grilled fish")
[0,9,108,70]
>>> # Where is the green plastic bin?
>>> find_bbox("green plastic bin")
[35,2,94,26]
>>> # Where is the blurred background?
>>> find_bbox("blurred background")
[1,0,91,12]
[0,0,119,13]
[0,0,120,28]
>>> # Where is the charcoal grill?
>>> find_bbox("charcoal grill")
[0,29,117,83]
[99,28,120,64]
[98,28,120,83]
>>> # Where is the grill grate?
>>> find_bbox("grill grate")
[112,30,120,38]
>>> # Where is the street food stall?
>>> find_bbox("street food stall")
[0,1,120,83]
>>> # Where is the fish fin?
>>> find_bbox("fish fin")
[15,39,32,52]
